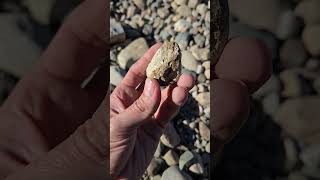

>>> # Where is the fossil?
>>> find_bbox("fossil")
[146,41,182,86]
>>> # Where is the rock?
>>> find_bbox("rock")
[197,74,206,83]
[199,121,210,141]
[305,58,320,71]
[160,122,181,148]
[275,96,320,144]
[117,38,149,69]
[284,138,299,171]
[228,0,283,33]
[174,0,187,6]
[127,5,136,18]
[163,150,179,166]
[152,175,162,180]
[303,25,320,56]
[133,0,145,9]
[195,92,210,107]
[179,151,197,170]
[181,51,198,72]
[0,14,41,77]
[203,70,210,80]
[254,75,281,98]
[300,144,320,168]
[158,8,170,19]
[147,158,166,176]
[295,0,320,25]
[193,34,206,48]
[175,32,191,49]
[161,166,192,180]
[280,70,304,98]
[188,0,198,9]
[23,0,54,25]
[190,47,209,61]
[110,66,124,86]
[276,10,301,40]
[146,42,181,86]
[196,4,207,17]
[288,172,308,180]
[280,39,308,68]
[110,18,126,45]
[142,24,153,35]
[176,5,192,17]
[262,92,280,117]
[205,142,210,153]
[188,163,204,175]
[174,19,191,32]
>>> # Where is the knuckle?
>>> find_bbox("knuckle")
[132,97,148,113]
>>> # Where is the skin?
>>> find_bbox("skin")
[0,0,271,179]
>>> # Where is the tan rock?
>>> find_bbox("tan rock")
[146,41,181,86]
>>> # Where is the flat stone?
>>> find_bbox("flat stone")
[163,150,179,166]
[117,37,149,69]
[146,42,181,86]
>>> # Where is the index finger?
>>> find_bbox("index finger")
[121,43,162,88]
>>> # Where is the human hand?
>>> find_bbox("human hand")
[109,43,195,179]
[212,38,272,153]
[0,0,109,179]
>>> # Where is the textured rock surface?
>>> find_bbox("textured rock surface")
[146,42,182,86]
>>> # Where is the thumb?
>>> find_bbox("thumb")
[115,78,161,129]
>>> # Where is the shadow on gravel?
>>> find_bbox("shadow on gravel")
[213,100,285,180]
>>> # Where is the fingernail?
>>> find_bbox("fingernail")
[144,78,155,98]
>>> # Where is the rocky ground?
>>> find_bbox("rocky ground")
[215,0,320,180]
[111,0,211,179]
[0,0,320,180]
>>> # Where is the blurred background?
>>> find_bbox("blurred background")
[0,0,319,180]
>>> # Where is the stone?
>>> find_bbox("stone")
[288,172,308,180]
[0,14,41,77]
[146,42,181,86]
[188,0,198,9]
[188,163,204,175]
[160,122,181,148]
[23,0,54,25]
[176,5,192,17]
[193,34,206,48]
[199,121,210,141]
[110,18,126,45]
[276,10,301,40]
[133,0,145,10]
[181,51,199,72]
[205,142,210,153]
[110,66,124,86]
[280,39,308,68]
[196,4,208,17]
[179,151,197,170]
[175,32,191,49]
[300,144,320,168]
[204,69,210,80]
[295,0,320,25]
[229,0,283,33]
[152,175,162,180]
[262,92,280,117]
[147,158,166,176]
[280,70,304,98]
[190,47,209,61]
[195,92,210,107]
[174,0,187,6]
[163,150,179,166]
[284,138,299,171]
[254,75,281,98]
[275,96,320,144]
[117,38,149,69]
[161,166,192,180]
[303,25,320,56]
[174,19,191,32]
[157,8,170,19]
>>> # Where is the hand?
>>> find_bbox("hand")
[110,43,195,179]
[212,38,272,153]
[0,0,109,179]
